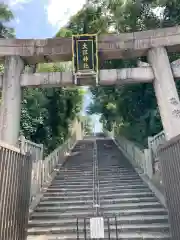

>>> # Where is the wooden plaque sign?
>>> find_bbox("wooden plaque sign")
[72,34,98,74]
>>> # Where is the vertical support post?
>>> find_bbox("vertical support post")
[0,56,24,146]
[148,47,180,140]
[20,135,26,154]
[144,148,153,179]
[75,119,83,140]
[39,144,44,160]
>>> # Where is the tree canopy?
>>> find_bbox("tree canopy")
[0,3,15,38]
[59,0,180,146]
[21,62,84,154]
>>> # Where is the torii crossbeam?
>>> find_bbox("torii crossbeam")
[0,26,180,64]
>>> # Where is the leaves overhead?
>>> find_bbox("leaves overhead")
[21,66,84,154]
[0,3,15,38]
[61,0,180,146]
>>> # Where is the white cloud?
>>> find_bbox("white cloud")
[9,0,29,6]
[15,17,20,23]
[45,0,86,28]
[3,0,31,9]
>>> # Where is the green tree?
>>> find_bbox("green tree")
[21,62,84,154]
[63,0,165,146]
[0,3,15,38]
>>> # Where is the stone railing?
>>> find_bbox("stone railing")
[0,141,32,240]
[147,130,166,189]
[105,130,166,205]
[148,130,165,153]
[115,136,145,172]
[18,135,44,162]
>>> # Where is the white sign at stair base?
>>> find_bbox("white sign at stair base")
[90,217,104,238]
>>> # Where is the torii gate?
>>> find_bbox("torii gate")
[1,26,180,145]
[1,25,180,239]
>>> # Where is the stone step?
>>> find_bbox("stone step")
[99,184,148,189]
[44,190,93,195]
[42,191,155,199]
[28,223,169,236]
[99,179,143,183]
[46,185,149,193]
[28,215,169,228]
[53,178,93,183]
[58,166,93,170]
[39,200,93,206]
[54,171,93,176]
[53,173,141,179]
[98,170,138,174]
[54,174,93,178]
[39,196,158,205]
[43,189,151,196]
[27,232,170,240]
[100,188,151,194]
[54,176,93,180]
[99,169,136,173]
[57,167,93,171]
[98,176,142,181]
[98,170,138,173]
[51,179,143,185]
[41,194,93,201]
[51,179,144,186]
[35,205,93,212]
[50,182,94,187]
[35,202,163,212]
[30,208,167,219]
[50,182,145,188]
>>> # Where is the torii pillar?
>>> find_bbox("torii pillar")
[148,47,180,240]
[148,47,180,140]
[0,56,24,146]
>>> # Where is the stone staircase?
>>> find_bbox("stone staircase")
[27,139,170,239]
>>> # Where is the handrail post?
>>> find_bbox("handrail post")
[20,135,26,154]
[144,148,153,179]
[39,144,44,160]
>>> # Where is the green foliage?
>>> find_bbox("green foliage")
[72,0,179,146]
[56,27,73,37]
[0,64,3,72]
[62,4,111,35]
[21,63,84,154]
[0,3,15,38]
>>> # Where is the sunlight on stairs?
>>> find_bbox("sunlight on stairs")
[27,139,170,240]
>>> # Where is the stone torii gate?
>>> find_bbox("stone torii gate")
[1,26,180,145]
[1,25,180,239]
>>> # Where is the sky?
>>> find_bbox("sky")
[3,0,102,132]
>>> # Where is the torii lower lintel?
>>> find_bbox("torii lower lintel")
[0,64,180,88]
